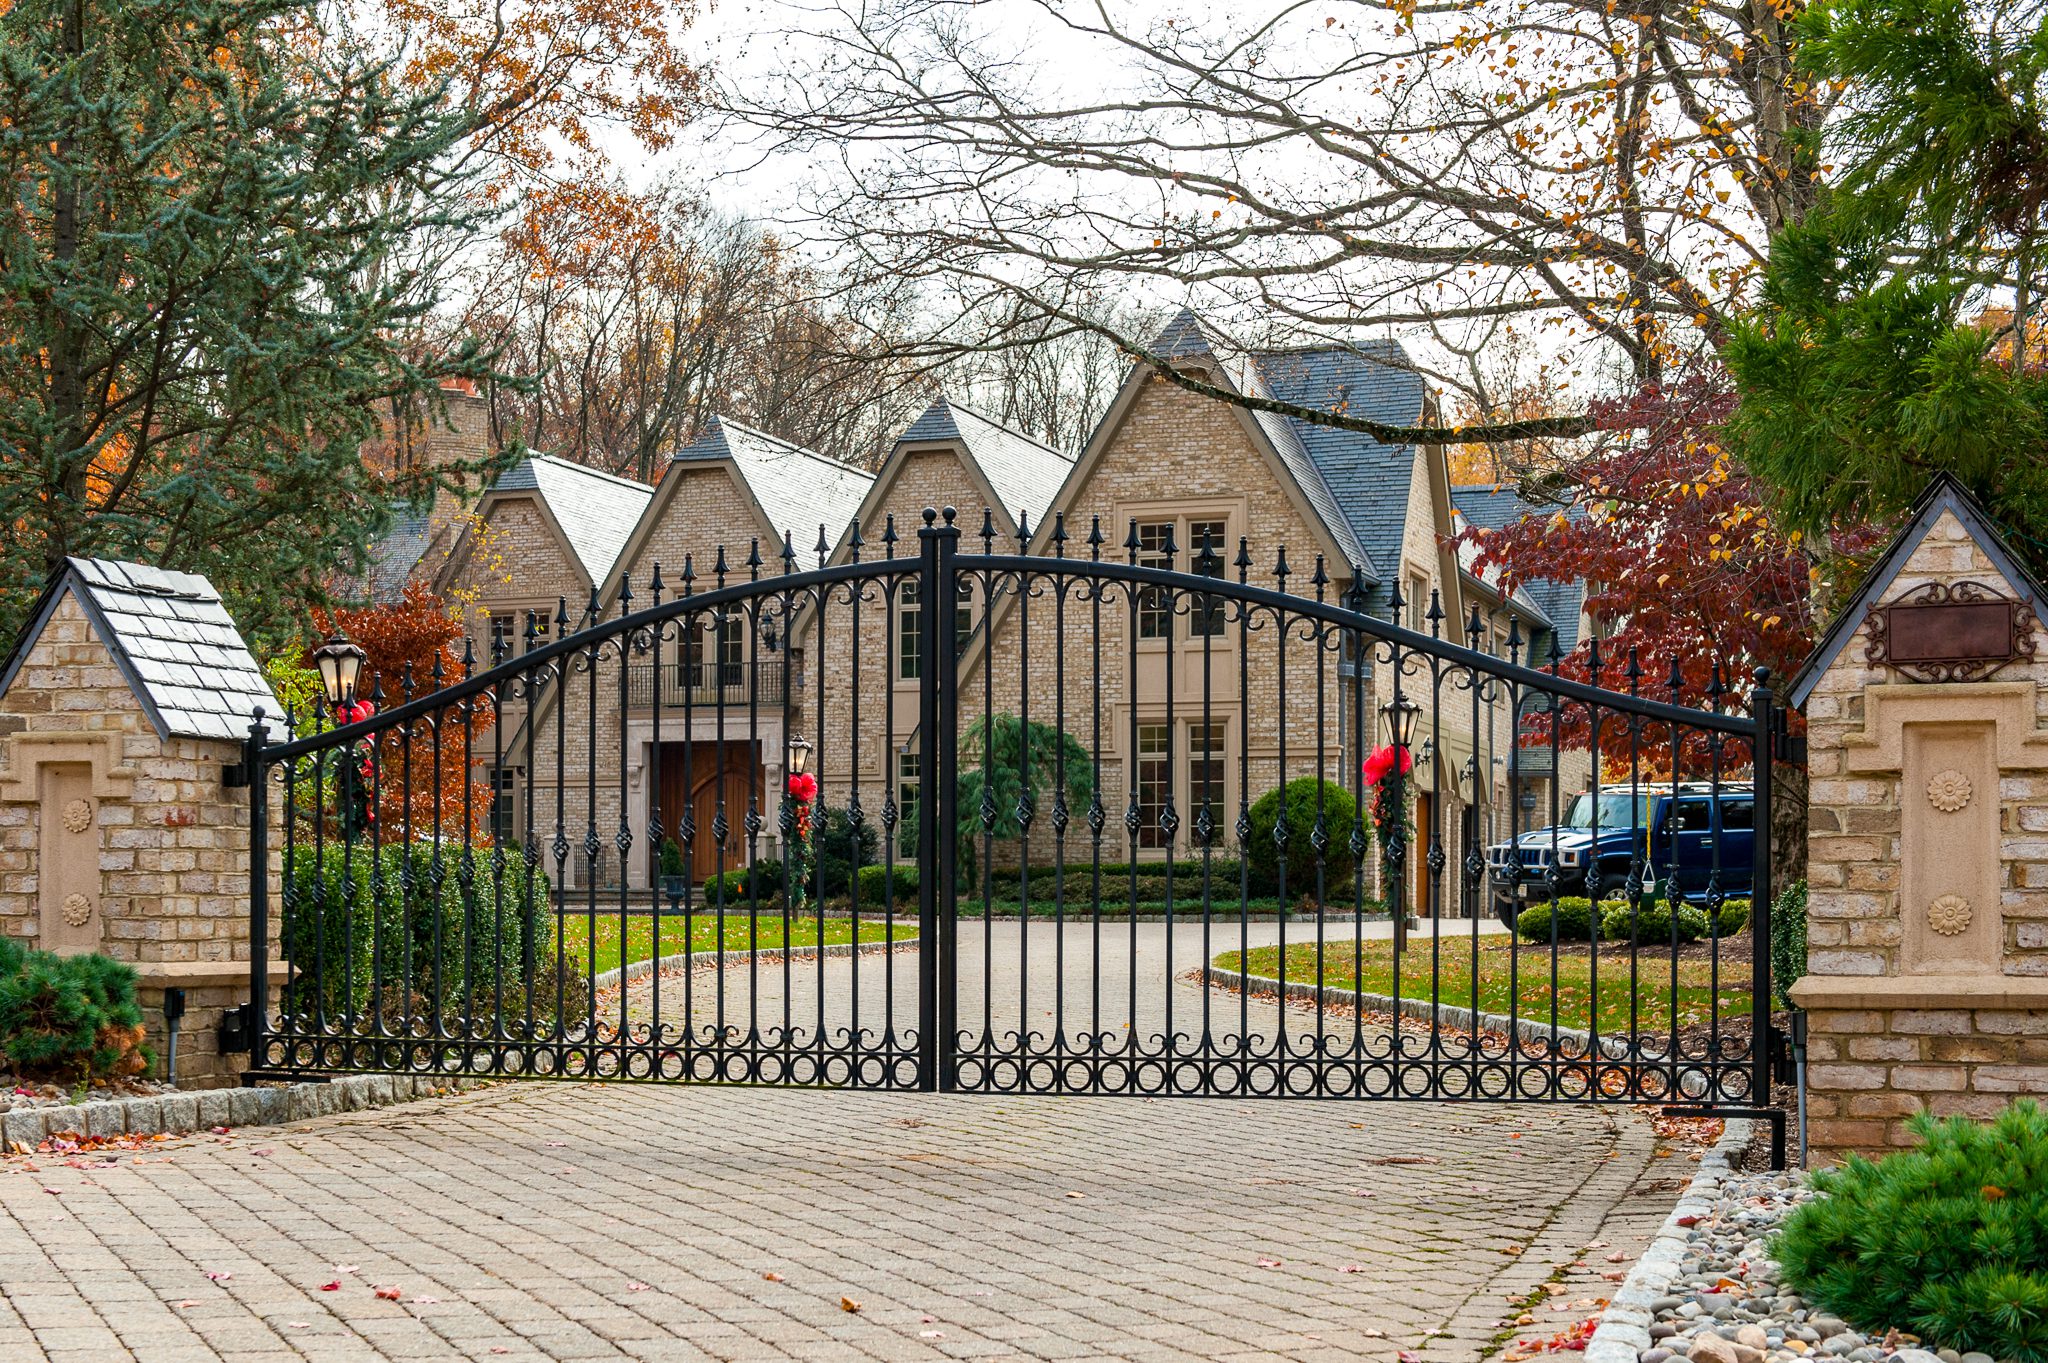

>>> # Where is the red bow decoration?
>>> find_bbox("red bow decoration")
[787,772,818,805]
[1362,744,1413,786]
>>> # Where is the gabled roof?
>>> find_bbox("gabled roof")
[492,455,653,587]
[893,397,1076,532]
[0,558,284,742]
[1787,473,2047,707]
[677,416,874,548]
[1247,338,1431,603]
[1128,310,1376,575]
[1450,483,1588,651]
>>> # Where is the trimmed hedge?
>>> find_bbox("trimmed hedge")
[0,938,148,1081]
[1244,778,1363,894]
[283,843,557,1024]
[1774,1100,2048,1362]
[1598,897,1750,945]
[1513,897,1611,942]
[1772,879,1808,1009]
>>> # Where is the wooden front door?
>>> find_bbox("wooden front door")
[656,742,760,882]
[1413,791,1436,915]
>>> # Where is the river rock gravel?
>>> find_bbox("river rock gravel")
[1637,1170,2011,1363]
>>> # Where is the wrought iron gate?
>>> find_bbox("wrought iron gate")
[244,507,1782,1141]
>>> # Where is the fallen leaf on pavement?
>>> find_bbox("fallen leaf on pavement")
[206,1271,232,1282]
[319,1281,340,1292]
[920,1330,944,1339]
[1256,1258,1283,1268]
[1606,1251,1627,1262]
[762,1271,784,1283]
[1339,1265,1365,1274]
[172,1300,199,1310]
[840,1296,862,1314]
[627,1283,649,1292]
[374,1285,403,1301]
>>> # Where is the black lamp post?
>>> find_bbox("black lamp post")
[1379,695,1422,950]
[312,633,370,841]
[311,633,368,712]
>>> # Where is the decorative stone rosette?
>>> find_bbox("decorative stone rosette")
[1926,894,1973,937]
[1925,770,1972,814]
[61,798,94,834]
[61,893,95,927]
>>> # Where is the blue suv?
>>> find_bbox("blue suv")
[1485,784,1756,923]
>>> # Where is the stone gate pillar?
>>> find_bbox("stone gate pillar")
[1789,476,2048,1161]
[0,558,284,1088]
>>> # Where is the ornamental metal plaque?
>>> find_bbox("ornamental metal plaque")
[1866,580,2037,682]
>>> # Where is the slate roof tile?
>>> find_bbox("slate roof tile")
[0,558,289,741]
[894,398,1077,532]
[674,417,874,547]
[492,454,654,587]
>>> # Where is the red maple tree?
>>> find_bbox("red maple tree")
[1455,376,1883,777]
[310,581,496,842]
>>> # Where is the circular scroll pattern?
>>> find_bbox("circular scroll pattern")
[61,799,94,834]
[1926,770,1973,814]
[1927,894,1973,937]
[61,893,94,927]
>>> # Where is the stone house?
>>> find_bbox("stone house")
[807,397,1077,854]
[0,558,285,1085]
[446,314,1596,913]
[513,416,874,887]
[432,453,653,843]
[939,310,1587,912]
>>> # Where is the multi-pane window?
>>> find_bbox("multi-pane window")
[1407,573,1430,631]
[899,580,924,680]
[897,747,920,854]
[487,613,517,660]
[900,582,974,679]
[524,609,551,653]
[488,766,519,844]
[1136,723,1171,848]
[1135,522,1173,639]
[1189,722,1225,839]
[1189,519,1227,637]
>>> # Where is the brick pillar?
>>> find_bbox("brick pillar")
[1792,481,2048,1160]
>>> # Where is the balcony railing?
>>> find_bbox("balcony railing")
[627,660,787,709]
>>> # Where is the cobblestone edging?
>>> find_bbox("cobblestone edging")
[1583,1117,1756,1363]
[1201,963,1634,1059]
[2,1074,475,1154]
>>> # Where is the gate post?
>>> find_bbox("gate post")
[245,711,271,1070]
[1749,669,1777,1134]
[916,508,962,1091]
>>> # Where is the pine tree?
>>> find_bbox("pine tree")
[1725,0,2048,572]
[0,0,501,647]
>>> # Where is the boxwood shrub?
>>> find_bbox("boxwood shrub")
[1513,897,1610,942]
[283,842,556,1025]
[1243,778,1363,895]
[1774,1100,2048,1362]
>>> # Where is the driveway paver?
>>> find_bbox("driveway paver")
[0,924,1680,1363]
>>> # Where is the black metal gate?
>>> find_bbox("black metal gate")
[244,507,1782,1141]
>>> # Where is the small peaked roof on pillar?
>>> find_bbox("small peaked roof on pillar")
[1787,473,2047,708]
[0,558,285,742]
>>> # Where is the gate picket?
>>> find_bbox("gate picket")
[243,505,1783,1151]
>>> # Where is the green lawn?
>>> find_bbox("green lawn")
[559,911,915,977]
[1214,935,1752,1034]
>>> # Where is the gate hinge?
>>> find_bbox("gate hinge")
[218,1003,255,1055]
[1768,1013,1806,1086]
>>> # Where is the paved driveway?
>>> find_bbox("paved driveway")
[0,923,1674,1363]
